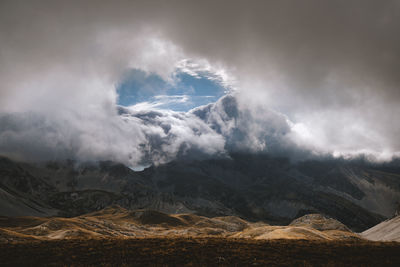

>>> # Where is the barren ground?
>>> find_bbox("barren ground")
[1,237,400,266]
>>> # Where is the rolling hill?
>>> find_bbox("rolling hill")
[0,205,361,243]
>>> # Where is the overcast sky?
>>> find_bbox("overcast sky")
[0,0,399,164]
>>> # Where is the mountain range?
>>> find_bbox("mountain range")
[1,154,400,233]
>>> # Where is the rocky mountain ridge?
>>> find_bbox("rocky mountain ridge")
[1,155,400,232]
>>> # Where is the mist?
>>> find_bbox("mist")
[1,0,399,165]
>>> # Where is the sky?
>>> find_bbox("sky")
[0,0,399,165]
[116,61,228,111]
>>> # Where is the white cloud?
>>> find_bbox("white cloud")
[0,0,399,165]
[175,59,237,91]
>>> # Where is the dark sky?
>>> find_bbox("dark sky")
[0,0,399,163]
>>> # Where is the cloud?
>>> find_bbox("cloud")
[128,95,190,111]
[120,106,227,164]
[191,95,311,159]
[117,66,229,111]
[175,59,237,90]
[0,101,228,165]
[0,0,399,163]
[152,0,400,159]
[0,93,310,166]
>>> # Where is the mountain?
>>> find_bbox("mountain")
[361,215,400,241]
[1,155,400,232]
[0,157,58,217]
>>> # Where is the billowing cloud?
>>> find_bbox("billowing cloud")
[153,0,400,160]
[0,93,310,166]
[0,0,399,164]
[0,101,227,165]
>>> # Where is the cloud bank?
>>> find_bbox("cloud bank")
[0,93,306,165]
[0,0,399,164]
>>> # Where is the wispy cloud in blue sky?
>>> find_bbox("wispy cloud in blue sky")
[116,59,232,111]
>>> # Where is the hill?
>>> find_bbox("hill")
[0,205,361,243]
[361,215,400,241]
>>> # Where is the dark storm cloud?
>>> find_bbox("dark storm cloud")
[165,0,400,158]
[152,0,400,156]
[159,0,400,101]
[0,0,399,162]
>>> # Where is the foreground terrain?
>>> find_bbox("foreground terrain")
[0,206,361,242]
[1,237,400,266]
[1,153,400,265]
[1,206,400,266]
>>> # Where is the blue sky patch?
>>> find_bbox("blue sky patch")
[116,68,227,111]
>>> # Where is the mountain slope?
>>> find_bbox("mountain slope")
[0,157,58,217]
[0,155,399,231]
[361,215,400,241]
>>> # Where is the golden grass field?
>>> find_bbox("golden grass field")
[1,206,400,266]
[0,205,362,242]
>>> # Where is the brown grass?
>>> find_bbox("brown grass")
[0,207,365,241]
[0,237,399,266]
[1,208,399,266]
